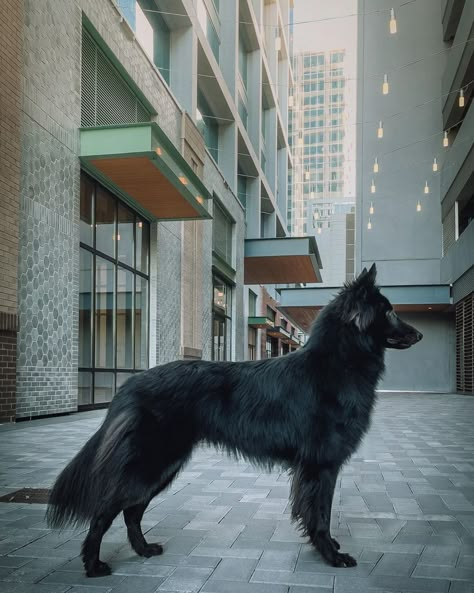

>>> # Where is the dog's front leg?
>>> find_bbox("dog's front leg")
[290,464,356,568]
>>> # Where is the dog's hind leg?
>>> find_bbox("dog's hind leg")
[123,503,163,557]
[82,506,121,577]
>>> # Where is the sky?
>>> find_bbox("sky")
[293,0,358,198]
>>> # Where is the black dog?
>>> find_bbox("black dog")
[47,264,422,577]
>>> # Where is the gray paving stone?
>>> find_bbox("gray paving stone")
[157,567,213,592]
[201,580,289,593]
[251,568,334,588]
[257,549,299,571]
[209,558,257,581]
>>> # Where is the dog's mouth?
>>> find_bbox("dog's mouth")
[386,332,423,349]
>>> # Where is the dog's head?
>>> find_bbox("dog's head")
[340,264,423,350]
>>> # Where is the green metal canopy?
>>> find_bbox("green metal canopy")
[80,122,212,221]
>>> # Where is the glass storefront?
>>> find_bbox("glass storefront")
[79,173,150,407]
[212,276,232,361]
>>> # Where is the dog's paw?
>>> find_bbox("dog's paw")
[331,537,341,550]
[86,560,112,577]
[330,552,357,568]
[140,543,164,558]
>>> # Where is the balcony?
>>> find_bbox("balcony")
[80,122,211,220]
[244,236,322,284]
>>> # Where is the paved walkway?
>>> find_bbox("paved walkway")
[0,392,473,593]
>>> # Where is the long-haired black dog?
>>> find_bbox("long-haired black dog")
[47,264,422,577]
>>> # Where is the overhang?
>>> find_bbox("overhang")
[278,285,452,332]
[248,316,275,329]
[244,237,322,285]
[267,325,291,340]
[80,123,211,221]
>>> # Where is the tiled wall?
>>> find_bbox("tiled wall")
[0,0,22,420]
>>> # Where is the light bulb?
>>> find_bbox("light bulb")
[371,179,376,194]
[389,8,397,34]
[432,157,438,172]
[373,157,379,173]
[424,181,429,194]
[369,202,374,215]
[317,227,322,234]
[382,74,389,95]
[416,201,421,212]
[377,121,384,139]
[459,89,465,108]
[314,210,320,220]
[367,218,372,230]
[443,131,449,147]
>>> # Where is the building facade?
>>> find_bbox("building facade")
[0,0,321,421]
[355,0,463,392]
[439,0,474,394]
[289,50,355,286]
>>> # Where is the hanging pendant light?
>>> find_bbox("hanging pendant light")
[275,28,281,51]
[382,74,389,95]
[424,181,430,194]
[305,170,310,181]
[443,131,449,147]
[416,201,422,212]
[369,202,374,215]
[373,157,379,173]
[370,179,376,194]
[389,8,397,34]
[459,88,465,108]
[432,157,438,172]
[367,218,372,230]
[377,121,384,139]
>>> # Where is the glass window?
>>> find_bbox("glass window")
[135,276,148,369]
[95,187,116,258]
[248,327,257,360]
[117,203,134,267]
[80,175,94,246]
[79,173,150,407]
[117,268,134,369]
[248,290,257,316]
[213,201,233,265]
[95,256,115,369]
[79,249,93,367]
[212,276,232,361]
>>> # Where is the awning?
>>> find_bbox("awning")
[244,237,322,284]
[278,284,452,333]
[80,123,211,221]
[248,316,275,329]
[267,325,291,340]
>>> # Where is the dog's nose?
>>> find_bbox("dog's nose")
[415,331,423,342]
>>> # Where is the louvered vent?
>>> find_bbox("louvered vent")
[81,29,150,127]
[456,292,474,394]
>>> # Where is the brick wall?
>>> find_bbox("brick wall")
[0,0,22,421]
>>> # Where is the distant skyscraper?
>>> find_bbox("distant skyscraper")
[289,49,355,285]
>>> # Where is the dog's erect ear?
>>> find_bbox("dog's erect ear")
[366,263,377,284]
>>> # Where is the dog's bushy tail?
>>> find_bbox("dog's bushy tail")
[46,410,135,529]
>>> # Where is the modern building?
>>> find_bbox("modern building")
[279,0,472,394]
[289,49,355,286]
[0,0,322,422]
[439,0,474,394]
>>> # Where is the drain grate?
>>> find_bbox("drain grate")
[0,488,50,504]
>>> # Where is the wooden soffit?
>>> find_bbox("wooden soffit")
[244,237,322,285]
[80,123,211,221]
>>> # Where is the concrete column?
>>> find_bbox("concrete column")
[245,176,261,238]
[170,25,197,115]
[219,0,238,102]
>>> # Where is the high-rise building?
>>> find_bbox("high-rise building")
[289,49,355,285]
[0,0,321,421]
